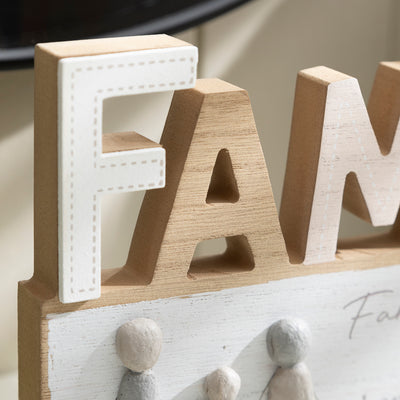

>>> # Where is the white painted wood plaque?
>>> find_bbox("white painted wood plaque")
[47,265,400,400]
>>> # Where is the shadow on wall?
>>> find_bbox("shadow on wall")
[172,330,273,399]
[82,333,124,399]
[0,68,34,228]
[0,69,34,142]
[0,68,34,374]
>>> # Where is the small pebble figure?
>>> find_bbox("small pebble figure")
[116,318,163,400]
[263,318,316,400]
[205,366,241,400]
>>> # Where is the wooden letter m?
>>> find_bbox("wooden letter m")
[280,63,400,264]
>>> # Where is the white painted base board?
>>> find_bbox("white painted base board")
[47,265,400,400]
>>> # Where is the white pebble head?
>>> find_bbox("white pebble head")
[205,366,241,400]
[116,318,163,373]
[266,318,311,368]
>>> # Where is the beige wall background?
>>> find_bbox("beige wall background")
[1,0,399,397]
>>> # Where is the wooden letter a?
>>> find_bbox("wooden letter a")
[125,79,288,287]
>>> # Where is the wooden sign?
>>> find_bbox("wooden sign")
[18,35,400,400]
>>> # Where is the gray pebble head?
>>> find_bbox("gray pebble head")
[116,318,163,373]
[266,318,311,368]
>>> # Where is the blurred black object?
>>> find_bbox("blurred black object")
[0,0,251,69]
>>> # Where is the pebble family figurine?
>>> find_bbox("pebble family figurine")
[205,367,241,400]
[116,318,163,400]
[262,318,316,400]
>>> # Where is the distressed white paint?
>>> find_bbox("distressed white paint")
[304,73,400,265]
[57,46,198,303]
[47,265,400,400]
